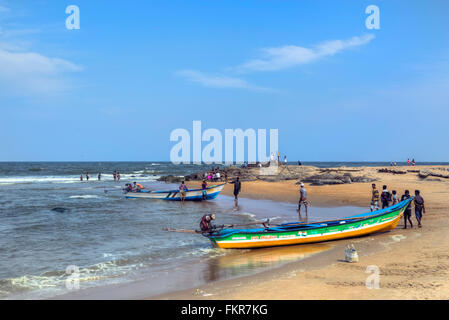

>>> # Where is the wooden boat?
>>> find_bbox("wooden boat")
[207,197,413,249]
[125,183,226,201]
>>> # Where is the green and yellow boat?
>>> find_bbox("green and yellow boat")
[207,198,412,249]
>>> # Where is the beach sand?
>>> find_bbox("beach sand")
[153,165,449,300]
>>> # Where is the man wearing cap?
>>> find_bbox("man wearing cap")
[199,214,216,233]
[297,183,308,219]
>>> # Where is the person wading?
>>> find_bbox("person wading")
[297,183,308,220]
[179,181,188,204]
[401,190,413,229]
[199,214,216,233]
[232,177,241,208]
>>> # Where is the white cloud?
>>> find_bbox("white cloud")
[176,69,274,92]
[238,34,375,72]
[0,47,83,95]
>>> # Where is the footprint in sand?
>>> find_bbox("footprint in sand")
[391,235,407,242]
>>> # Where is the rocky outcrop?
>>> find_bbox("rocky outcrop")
[418,169,449,180]
[378,168,407,174]
[299,172,375,186]
[157,175,183,183]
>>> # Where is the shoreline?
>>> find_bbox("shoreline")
[152,165,449,300]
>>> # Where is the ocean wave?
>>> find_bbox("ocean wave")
[69,195,99,199]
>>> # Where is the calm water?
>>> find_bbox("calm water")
[1,161,446,299]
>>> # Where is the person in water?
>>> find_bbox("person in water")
[98,172,101,181]
[414,190,425,228]
[233,177,241,200]
[113,171,117,181]
[86,172,89,181]
[297,183,308,219]
[201,179,208,200]
[381,185,392,209]
[371,183,380,212]
[401,190,413,229]
[117,172,121,182]
[179,181,188,203]
[199,214,216,233]
[80,174,83,181]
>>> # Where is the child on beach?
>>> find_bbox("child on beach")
[392,190,399,205]
[371,183,380,212]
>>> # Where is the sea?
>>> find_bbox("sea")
[1,161,447,299]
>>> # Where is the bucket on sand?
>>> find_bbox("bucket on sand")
[345,244,359,263]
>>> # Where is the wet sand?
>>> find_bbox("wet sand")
[154,165,449,300]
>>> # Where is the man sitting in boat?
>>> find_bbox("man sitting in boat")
[199,214,216,233]
[125,183,133,192]
[133,182,144,192]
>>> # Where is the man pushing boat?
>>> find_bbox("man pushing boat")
[199,214,216,233]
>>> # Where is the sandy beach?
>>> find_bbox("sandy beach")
[154,165,449,300]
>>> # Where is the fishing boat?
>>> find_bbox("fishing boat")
[125,183,226,201]
[206,198,413,249]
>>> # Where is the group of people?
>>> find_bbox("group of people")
[125,182,145,192]
[80,171,121,182]
[407,158,416,166]
[269,151,288,165]
[371,183,425,228]
[204,168,226,182]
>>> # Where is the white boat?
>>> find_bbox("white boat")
[124,183,226,201]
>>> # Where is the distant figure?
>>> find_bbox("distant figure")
[370,183,380,212]
[216,171,221,182]
[199,214,216,233]
[298,161,302,166]
[117,172,121,182]
[407,158,411,165]
[297,183,308,219]
[394,162,397,167]
[284,155,287,165]
[411,159,416,166]
[179,181,188,204]
[80,174,83,181]
[233,177,241,199]
[224,173,228,183]
[381,185,392,209]
[414,190,425,228]
[277,151,280,163]
[98,173,101,181]
[201,179,208,200]
[401,190,413,229]
[113,171,117,181]
[392,190,399,205]
[86,173,89,181]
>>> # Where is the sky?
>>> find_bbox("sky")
[0,0,448,162]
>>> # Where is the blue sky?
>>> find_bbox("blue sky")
[0,0,448,162]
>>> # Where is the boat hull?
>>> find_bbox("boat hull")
[125,183,225,201]
[209,199,411,249]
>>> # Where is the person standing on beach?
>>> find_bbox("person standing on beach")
[401,190,413,229]
[284,155,287,165]
[412,159,416,166]
[407,158,411,165]
[297,183,308,220]
[277,151,280,163]
[392,190,400,205]
[381,185,391,209]
[371,183,380,212]
[414,190,425,228]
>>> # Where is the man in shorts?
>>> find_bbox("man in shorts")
[179,181,188,204]
[401,190,413,229]
[297,183,308,220]
[414,190,425,228]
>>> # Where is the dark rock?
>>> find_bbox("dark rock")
[157,175,183,183]
[51,207,68,213]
